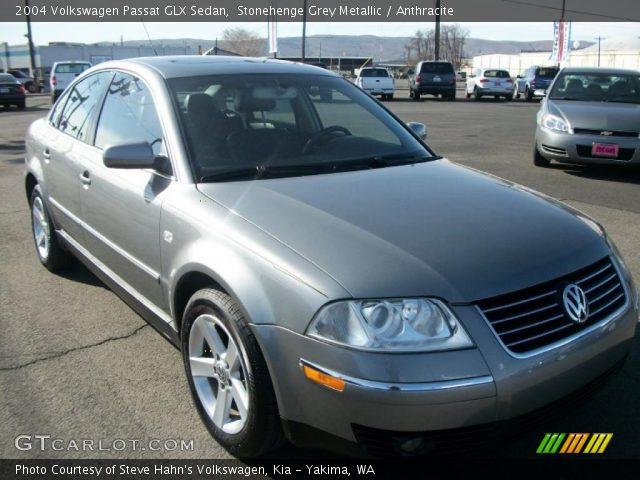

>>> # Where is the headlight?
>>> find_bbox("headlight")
[541,113,571,133]
[306,298,473,352]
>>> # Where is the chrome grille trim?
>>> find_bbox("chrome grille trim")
[476,256,629,357]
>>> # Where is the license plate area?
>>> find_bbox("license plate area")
[592,143,619,158]
[0,88,9,93]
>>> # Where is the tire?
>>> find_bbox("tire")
[474,87,482,101]
[388,94,394,101]
[17,100,26,110]
[506,94,513,101]
[412,90,421,101]
[526,87,533,102]
[181,288,284,458]
[533,145,551,167]
[30,184,72,271]
[448,93,456,101]
[466,88,471,99]
[25,82,37,94]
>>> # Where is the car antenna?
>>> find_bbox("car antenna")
[141,21,159,56]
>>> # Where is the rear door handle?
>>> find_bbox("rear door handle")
[79,171,91,186]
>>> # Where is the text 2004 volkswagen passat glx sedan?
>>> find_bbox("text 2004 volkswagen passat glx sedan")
[25,57,638,457]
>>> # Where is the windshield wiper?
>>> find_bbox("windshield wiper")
[198,155,435,183]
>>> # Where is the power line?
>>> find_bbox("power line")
[500,0,636,21]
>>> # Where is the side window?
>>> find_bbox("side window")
[58,72,112,142]
[95,72,165,156]
[49,90,70,128]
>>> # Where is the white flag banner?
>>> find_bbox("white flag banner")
[550,21,571,63]
[268,17,278,54]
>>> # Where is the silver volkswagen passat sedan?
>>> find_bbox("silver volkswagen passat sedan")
[534,67,640,167]
[25,57,638,457]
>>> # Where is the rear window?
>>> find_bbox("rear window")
[420,63,454,74]
[484,70,510,78]
[536,67,559,78]
[0,74,16,82]
[360,69,389,78]
[54,63,91,74]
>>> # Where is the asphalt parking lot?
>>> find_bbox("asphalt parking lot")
[0,93,638,459]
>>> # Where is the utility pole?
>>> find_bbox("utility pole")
[25,0,38,88]
[434,0,441,60]
[301,0,307,62]
[596,36,604,66]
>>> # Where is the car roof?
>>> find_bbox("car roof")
[96,56,336,79]
[560,66,639,75]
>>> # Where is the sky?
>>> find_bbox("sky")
[1,22,638,46]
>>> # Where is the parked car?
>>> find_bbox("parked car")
[49,61,92,102]
[466,68,514,100]
[521,65,559,101]
[356,67,395,100]
[25,56,637,458]
[408,61,456,101]
[0,73,26,110]
[534,67,640,167]
[7,69,38,93]
[512,73,527,99]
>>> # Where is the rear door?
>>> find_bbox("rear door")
[41,71,113,243]
[80,71,171,308]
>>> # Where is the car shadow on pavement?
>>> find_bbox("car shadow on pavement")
[56,261,108,289]
[557,164,640,185]
[0,140,25,151]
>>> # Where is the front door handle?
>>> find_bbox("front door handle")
[43,148,51,161]
[79,171,91,186]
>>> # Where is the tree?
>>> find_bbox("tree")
[221,28,263,57]
[405,24,469,69]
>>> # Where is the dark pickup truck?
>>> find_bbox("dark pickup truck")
[408,61,457,101]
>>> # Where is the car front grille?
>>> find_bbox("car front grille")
[576,145,635,160]
[573,128,639,138]
[477,257,626,355]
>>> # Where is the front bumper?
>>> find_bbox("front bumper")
[253,278,637,450]
[536,126,640,165]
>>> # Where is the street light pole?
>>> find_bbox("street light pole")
[301,0,307,62]
[434,0,441,60]
[25,0,38,87]
[596,36,604,66]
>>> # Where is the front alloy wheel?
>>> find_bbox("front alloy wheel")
[181,289,283,457]
[188,313,249,435]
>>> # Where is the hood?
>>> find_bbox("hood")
[197,160,608,303]
[549,100,640,132]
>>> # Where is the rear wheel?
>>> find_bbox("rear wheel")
[474,87,482,101]
[17,101,26,110]
[533,145,551,167]
[30,185,72,271]
[526,87,533,102]
[181,288,284,457]
[506,94,513,101]
[412,90,421,101]
[388,94,394,101]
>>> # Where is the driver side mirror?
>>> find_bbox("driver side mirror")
[407,122,427,140]
[103,141,169,172]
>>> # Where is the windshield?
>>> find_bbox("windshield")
[549,72,640,103]
[420,63,454,74]
[484,70,510,78]
[536,68,559,78]
[55,63,91,74]
[360,69,389,78]
[168,74,433,181]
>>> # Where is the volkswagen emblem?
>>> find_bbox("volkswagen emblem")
[562,284,589,324]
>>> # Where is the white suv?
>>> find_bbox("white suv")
[50,61,92,102]
[466,68,514,101]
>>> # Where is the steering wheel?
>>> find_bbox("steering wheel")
[302,126,352,154]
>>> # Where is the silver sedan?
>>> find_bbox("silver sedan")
[534,67,640,167]
[25,57,638,457]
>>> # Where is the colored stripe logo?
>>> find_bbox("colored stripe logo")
[537,433,613,454]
